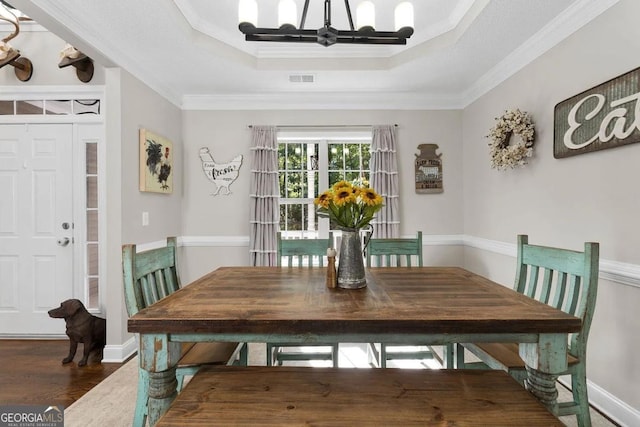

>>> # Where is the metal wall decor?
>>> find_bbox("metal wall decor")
[415,144,443,194]
[554,66,640,158]
[198,148,243,196]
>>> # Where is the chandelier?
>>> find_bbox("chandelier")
[238,0,414,47]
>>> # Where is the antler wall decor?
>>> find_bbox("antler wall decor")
[0,3,33,81]
[58,43,94,83]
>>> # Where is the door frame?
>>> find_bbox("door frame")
[0,86,106,322]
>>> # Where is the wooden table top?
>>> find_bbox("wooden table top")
[128,266,581,336]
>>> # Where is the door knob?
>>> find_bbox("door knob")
[57,237,70,247]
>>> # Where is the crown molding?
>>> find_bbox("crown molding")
[460,0,621,107]
[181,91,464,111]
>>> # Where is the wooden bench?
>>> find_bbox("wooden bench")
[156,366,563,426]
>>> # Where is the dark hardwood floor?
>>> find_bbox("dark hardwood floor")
[0,340,125,408]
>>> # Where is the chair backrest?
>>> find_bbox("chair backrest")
[277,232,334,267]
[122,237,180,316]
[365,231,423,267]
[513,235,599,359]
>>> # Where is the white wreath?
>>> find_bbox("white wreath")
[487,109,535,170]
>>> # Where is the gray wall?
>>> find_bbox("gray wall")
[178,109,464,282]
[462,0,640,413]
[105,69,184,346]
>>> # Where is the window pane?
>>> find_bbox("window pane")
[288,144,303,170]
[329,172,343,185]
[16,100,43,114]
[74,99,100,114]
[86,143,97,174]
[45,100,72,115]
[87,243,99,276]
[287,204,303,230]
[279,204,287,231]
[87,210,98,241]
[87,278,99,310]
[287,172,304,198]
[362,144,371,170]
[328,144,343,169]
[345,171,359,182]
[0,100,14,115]
[278,144,286,169]
[86,176,98,209]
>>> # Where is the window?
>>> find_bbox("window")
[278,132,371,238]
[85,141,100,309]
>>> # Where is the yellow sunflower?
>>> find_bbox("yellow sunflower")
[314,191,333,208]
[332,180,353,191]
[333,188,356,206]
[359,188,383,206]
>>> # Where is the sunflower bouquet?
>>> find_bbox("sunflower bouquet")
[314,180,384,230]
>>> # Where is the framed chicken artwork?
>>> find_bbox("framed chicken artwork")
[139,128,174,193]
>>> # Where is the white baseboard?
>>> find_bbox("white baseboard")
[587,379,640,427]
[559,377,640,427]
[102,336,137,363]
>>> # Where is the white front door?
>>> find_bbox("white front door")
[0,124,74,335]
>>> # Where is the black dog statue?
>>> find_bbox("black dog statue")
[48,299,106,366]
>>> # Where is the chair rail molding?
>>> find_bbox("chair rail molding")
[147,234,640,289]
[463,234,640,290]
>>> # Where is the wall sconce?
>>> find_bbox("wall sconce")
[0,5,33,81]
[58,44,94,83]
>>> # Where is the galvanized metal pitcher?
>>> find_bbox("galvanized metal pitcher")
[337,229,367,289]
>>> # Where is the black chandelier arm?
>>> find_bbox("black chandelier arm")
[343,0,355,31]
[238,0,414,47]
[239,26,414,43]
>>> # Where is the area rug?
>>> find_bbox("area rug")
[64,354,138,427]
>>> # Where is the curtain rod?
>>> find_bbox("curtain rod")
[247,124,397,129]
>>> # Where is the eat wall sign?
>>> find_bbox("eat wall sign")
[554,67,640,158]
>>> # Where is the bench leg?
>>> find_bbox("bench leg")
[147,367,178,426]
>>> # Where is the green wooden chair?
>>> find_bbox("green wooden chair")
[456,235,599,427]
[267,232,340,367]
[122,237,247,427]
[365,231,451,368]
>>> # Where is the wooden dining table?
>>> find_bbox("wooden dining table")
[128,266,581,425]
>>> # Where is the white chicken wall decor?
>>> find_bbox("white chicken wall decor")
[198,147,243,196]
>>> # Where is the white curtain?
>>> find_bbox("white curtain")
[370,125,400,238]
[249,126,279,266]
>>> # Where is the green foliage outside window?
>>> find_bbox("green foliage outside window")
[279,140,371,234]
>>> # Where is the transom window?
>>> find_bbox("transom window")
[278,132,371,239]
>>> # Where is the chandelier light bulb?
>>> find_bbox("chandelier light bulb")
[394,2,414,31]
[278,0,297,29]
[356,1,375,31]
[238,0,258,26]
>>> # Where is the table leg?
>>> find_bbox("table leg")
[525,366,559,412]
[147,367,178,426]
[519,333,568,415]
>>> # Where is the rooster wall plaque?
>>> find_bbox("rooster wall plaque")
[199,147,242,196]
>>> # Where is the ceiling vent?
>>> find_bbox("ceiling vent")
[289,74,315,83]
